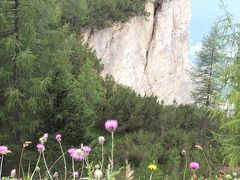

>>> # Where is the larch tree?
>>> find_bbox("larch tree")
[192,25,225,107]
[214,8,240,167]
[0,0,104,169]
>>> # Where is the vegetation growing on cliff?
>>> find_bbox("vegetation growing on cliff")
[62,0,148,30]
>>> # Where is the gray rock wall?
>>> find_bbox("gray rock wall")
[83,0,193,104]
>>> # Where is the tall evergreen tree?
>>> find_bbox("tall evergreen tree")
[192,25,225,107]
[214,8,240,167]
[0,0,104,155]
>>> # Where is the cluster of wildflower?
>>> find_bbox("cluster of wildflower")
[36,133,49,152]
[68,148,84,161]
[68,145,92,161]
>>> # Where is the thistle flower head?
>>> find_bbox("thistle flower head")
[23,141,32,148]
[94,169,103,178]
[104,119,118,132]
[181,149,186,155]
[68,148,84,161]
[189,162,200,170]
[95,164,100,169]
[55,134,61,141]
[68,147,76,154]
[35,166,40,172]
[98,136,105,145]
[0,146,11,154]
[82,146,91,153]
[10,169,16,177]
[195,144,203,150]
[39,133,48,144]
[36,144,45,152]
[43,133,48,139]
[73,172,79,177]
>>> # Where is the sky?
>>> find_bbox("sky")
[189,0,240,63]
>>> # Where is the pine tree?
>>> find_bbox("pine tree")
[192,25,225,107]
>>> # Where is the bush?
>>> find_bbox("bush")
[95,77,223,178]
[62,0,148,30]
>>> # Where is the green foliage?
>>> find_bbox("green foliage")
[213,7,240,167]
[0,0,226,178]
[61,0,148,30]
[192,25,226,107]
[0,0,104,175]
[94,78,222,178]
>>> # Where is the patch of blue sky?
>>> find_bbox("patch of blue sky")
[189,0,240,64]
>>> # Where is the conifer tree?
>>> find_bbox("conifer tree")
[192,25,225,107]
[214,9,240,167]
[0,0,104,148]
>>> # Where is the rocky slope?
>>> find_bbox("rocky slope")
[83,0,193,104]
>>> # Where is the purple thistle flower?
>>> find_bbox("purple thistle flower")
[55,134,61,141]
[73,171,79,177]
[43,133,48,139]
[68,148,84,161]
[68,147,76,154]
[37,144,45,152]
[0,146,10,154]
[0,146,8,152]
[189,162,200,170]
[104,119,118,132]
[82,146,91,153]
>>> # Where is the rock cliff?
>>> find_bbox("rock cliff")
[83,0,193,104]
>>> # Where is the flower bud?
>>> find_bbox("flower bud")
[98,136,105,145]
[94,169,103,178]
[35,166,40,172]
[10,169,16,177]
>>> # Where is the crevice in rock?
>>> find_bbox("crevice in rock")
[144,0,163,72]
[144,0,163,94]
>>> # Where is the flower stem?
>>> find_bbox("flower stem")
[42,151,53,180]
[111,131,114,171]
[49,151,67,172]
[148,171,153,180]
[72,158,75,180]
[80,159,85,180]
[38,171,42,180]
[0,155,4,179]
[101,143,104,171]
[18,146,25,179]
[201,149,212,178]
[58,141,67,180]
[30,152,41,180]
[27,161,31,179]
[191,170,198,180]
[183,154,188,180]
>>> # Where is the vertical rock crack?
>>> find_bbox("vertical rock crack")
[144,0,163,72]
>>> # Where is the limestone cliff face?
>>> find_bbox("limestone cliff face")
[83,0,193,104]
